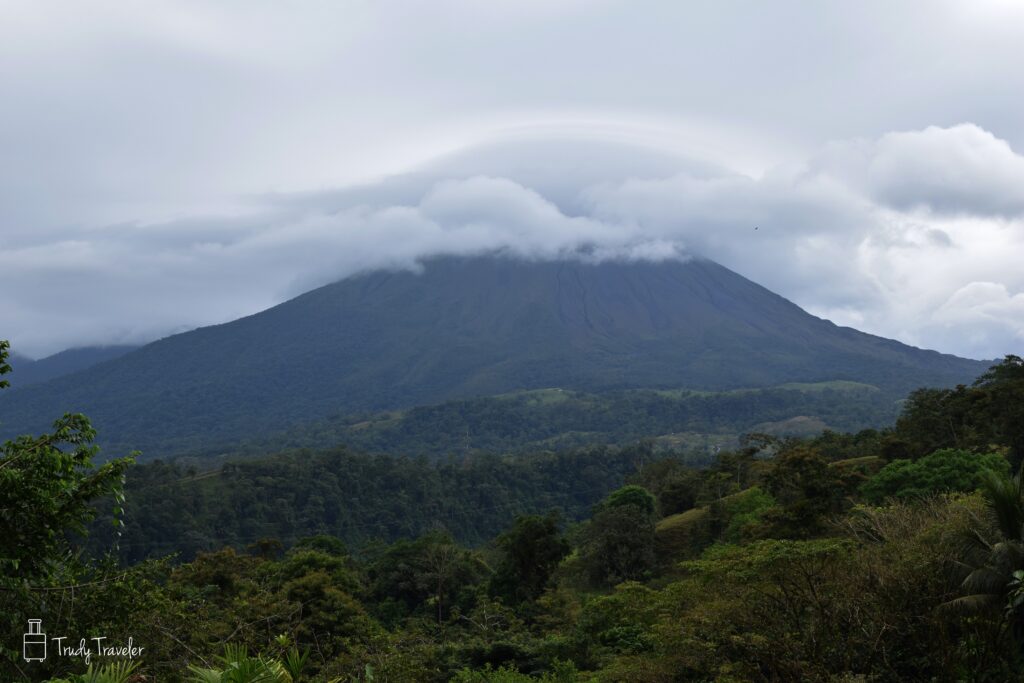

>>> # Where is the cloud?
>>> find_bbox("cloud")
[0,172,672,356]
[582,166,880,312]
[806,124,1024,217]
[3,2,1024,370]
[926,282,1024,359]
[4,125,1024,362]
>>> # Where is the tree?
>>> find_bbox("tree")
[974,355,1024,469]
[489,513,570,606]
[762,446,848,538]
[602,485,656,516]
[0,401,135,578]
[580,487,657,587]
[893,357,1024,467]
[0,341,137,677]
[628,460,703,515]
[975,354,1024,386]
[367,531,488,624]
[860,448,1009,503]
[284,570,376,657]
[894,386,976,458]
[950,465,1024,642]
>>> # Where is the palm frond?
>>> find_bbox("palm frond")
[281,647,310,680]
[219,642,250,667]
[187,666,223,683]
[75,662,142,683]
[941,593,1002,615]
[981,467,1024,542]
[961,566,1011,596]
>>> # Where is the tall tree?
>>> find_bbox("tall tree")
[580,487,657,587]
[0,341,137,676]
[489,513,570,606]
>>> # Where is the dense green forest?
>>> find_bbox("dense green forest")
[81,381,898,564]
[88,443,678,564]
[5,340,1024,681]
[190,381,894,462]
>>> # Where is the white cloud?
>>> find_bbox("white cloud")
[4,124,1024,362]
[925,282,1024,359]
[806,124,1024,217]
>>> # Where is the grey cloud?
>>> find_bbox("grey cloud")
[0,169,661,356]
[4,123,1024,362]
[924,282,1024,360]
[6,2,1024,366]
[5,1,1024,235]
[926,229,954,248]
[582,168,880,312]
[806,124,1024,217]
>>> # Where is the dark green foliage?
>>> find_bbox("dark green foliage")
[580,487,658,587]
[861,448,1009,503]
[11,347,1024,681]
[894,357,1024,466]
[235,380,900,460]
[946,466,1024,652]
[808,427,887,461]
[573,582,660,662]
[762,446,851,537]
[0,340,139,680]
[283,570,374,658]
[0,366,138,565]
[974,356,1024,468]
[895,386,979,457]
[489,514,570,606]
[0,416,134,578]
[627,458,704,515]
[366,531,488,625]
[0,339,10,388]
[273,548,360,595]
[601,485,656,516]
[717,486,776,543]
[89,444,651,563]
[292,534,348,556]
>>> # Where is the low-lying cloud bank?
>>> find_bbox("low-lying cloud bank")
[4,124,1023,361]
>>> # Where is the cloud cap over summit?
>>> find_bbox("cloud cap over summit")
[3,2,1024,360]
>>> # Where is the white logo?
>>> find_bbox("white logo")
[23,620,46,662]
[20,619,145,665]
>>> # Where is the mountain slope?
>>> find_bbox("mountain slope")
[192,382,894,462]
[5,345,138,389]
[0,255,988,457]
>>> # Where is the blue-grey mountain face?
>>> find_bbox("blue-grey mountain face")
[6,346,138,389]
[0,256,987,457]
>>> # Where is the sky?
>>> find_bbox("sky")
[2,0,1024,360]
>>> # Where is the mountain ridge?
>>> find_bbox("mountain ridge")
[0,255,988,458]
[4,345,138,389]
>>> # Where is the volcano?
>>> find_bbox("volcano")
[0,255,987,457]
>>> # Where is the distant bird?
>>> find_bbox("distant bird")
[754,226,759,230]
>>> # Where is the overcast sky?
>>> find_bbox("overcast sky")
[3,0,1024,360]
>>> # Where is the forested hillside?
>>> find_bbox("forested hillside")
[3,345,137,389]
[0,257,988,458]
[187,381,894,461]
[5,340,1024,681]
[88,443,670,564]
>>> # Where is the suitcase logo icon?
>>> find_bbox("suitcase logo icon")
[23,620,46,662]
